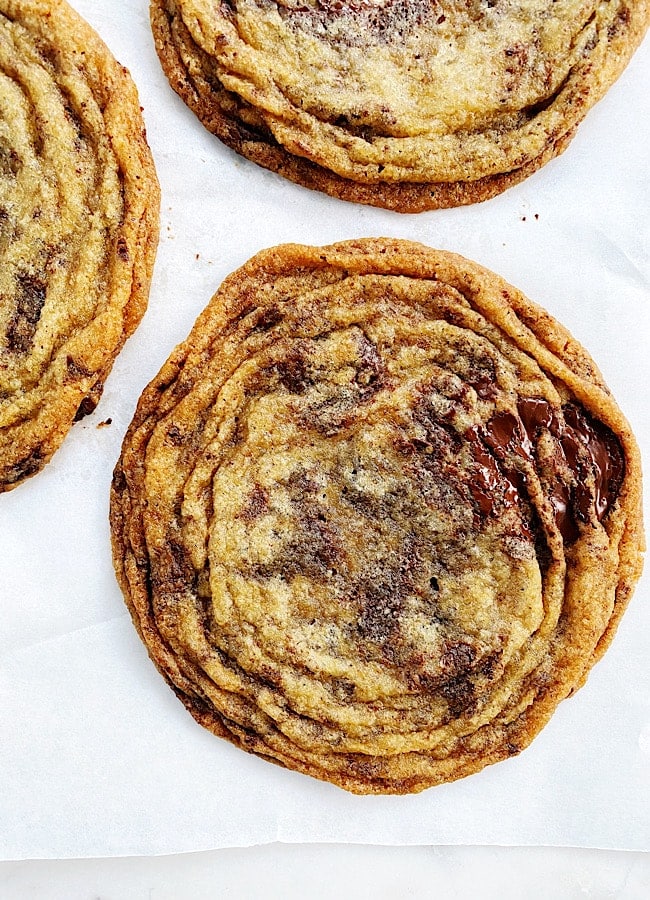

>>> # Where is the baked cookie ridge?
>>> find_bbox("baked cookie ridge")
[110,239,644,793]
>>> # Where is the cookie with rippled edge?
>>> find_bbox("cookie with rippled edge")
[151,0,649,212]
[0,0,160,492]
[111,239,643,794]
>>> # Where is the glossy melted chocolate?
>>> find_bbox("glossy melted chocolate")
[471,398,624,542]
[466,428,519,517]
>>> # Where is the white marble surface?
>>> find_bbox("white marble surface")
[1,845,649,898]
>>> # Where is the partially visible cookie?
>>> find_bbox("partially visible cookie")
[110,239,644,794]
[0,0,160,491]
[151,0,649,212]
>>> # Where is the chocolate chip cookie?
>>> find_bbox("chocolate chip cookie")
[110,239,644,793]
[151,0,649,211]
[0,0,160,491]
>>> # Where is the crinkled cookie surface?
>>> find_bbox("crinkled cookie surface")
[110,239,644,793]
[151,0,649,210]
[0,0,159,491]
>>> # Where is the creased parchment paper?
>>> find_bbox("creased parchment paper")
[0,0,648,859]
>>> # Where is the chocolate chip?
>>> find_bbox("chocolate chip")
[116,236,129,261]
[439,674,476,718]
[240,484,270,522]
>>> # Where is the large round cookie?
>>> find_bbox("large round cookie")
[0,0,160,492]
[111,239,644,794]
[151,0,649,212]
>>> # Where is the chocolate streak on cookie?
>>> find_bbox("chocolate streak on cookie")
[562,405,625,522]
[275,0,436,46]
[5,272,47,353]
[465,426,520,518]
[479,399,624,542]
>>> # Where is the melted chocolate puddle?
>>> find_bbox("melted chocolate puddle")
[476,399,624,542]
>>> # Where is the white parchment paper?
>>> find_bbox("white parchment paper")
[1,1,649,859]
